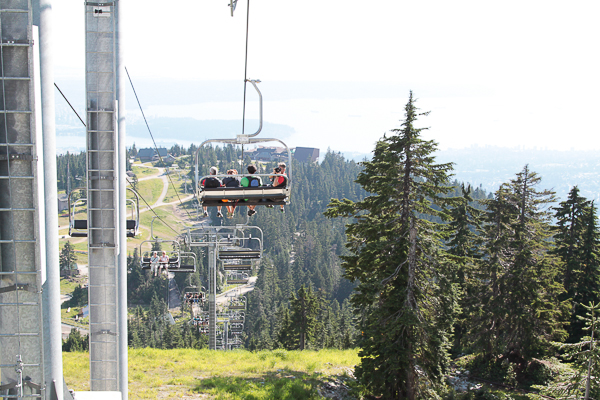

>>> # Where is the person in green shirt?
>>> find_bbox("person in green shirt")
[240,164,262,216]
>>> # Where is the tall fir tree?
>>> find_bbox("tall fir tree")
[553,186,590,298]
[442,184,483,354]
[473,166,569,366]
[59,241,77,271]
[326,92,455,399]
[553,189,600,341]
[288,285,320,350]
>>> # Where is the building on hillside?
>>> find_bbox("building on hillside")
[58,194,69,213]
[138,147,169,162]
[245,146,287,162]
[153,153,175,163]
[293,147,320,163]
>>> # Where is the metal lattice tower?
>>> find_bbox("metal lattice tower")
[84,2,120,391]
[0,1,45,398]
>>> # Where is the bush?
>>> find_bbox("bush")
[62,329,89,352]
[63,285,88,308]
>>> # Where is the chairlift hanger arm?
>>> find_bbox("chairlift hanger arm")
[244,79,262,138]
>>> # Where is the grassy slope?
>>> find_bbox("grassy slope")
[64,348,359,399]
[132,164,161,180]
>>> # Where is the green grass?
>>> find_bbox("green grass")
[63,348,359,399]
[132,165,160,179]
[60,277,85,295]
[136,178,164,207]
[61,307,81,319]
[127,205,187,252]
[162,175,190,204]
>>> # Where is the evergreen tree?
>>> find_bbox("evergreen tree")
[553,188,600,341]
[59,241,77,271]
[577,202,600,319]
[554,186,590,297]
[473,166,568,366]
[442,184,483,354]
[326,92,455,399]
[289,285,320,350]
[276,306,297,349]
[535,302,600,400]
[62,329,89,352]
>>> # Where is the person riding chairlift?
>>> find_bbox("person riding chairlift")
[269,162,287,213]
[150,251,160,277]
[240,164,262,216]
[158,251,169,276]
[202,166,223,218]
[222,169,240,217]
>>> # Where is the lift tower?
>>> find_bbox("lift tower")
[84,2,122,393]
[0,2,45,398]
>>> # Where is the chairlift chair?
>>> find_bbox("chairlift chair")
[139,239,197,273]
[125,188,141,237]
[217,227,263,260]
[223,261,252,271]
[227,296,247,310]
[68,188,88,237]
[226,271,249,285]
[68,187,140,238]
[194,80,292,209]
[183,286,205,305]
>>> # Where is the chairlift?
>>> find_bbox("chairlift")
[226,271,249,285]
[68,187,140,238]
[139,217,196,272]
[68,188,88,237]
[183,286,205,305]
[222,261,252,271]
[194,80,291,209]
[217,226,263,260]
[125,188,141,237]
[139,240,196,273]
[227,296,247,310]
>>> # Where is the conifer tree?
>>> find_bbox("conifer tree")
[326,92,455,399]
[442,184,483,353]
[553,186,590,298]
[59,241,77,271]
[536,302,600,400]
[553,188,600,340]
[578,202,600,310]
[473,166,568,364]
[289,285,320,350]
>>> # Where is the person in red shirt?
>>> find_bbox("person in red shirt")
[271,162,287,213]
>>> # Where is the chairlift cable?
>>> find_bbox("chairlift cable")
[126,178,180,236]
[54,82,86,127]
[125,66,193,220]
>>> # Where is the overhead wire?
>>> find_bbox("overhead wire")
[124,66,194,221]
[54,69,192,237]
[241,0,250,136]
[240,0,251,163]
[126,178,182,236]
[54,82,86,127]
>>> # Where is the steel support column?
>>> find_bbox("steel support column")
[0,1,45,398]
[84,2,119,392]
[208,245,216,350]
[115,0,127,398]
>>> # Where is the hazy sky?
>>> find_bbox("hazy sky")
[52,1,600,154]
